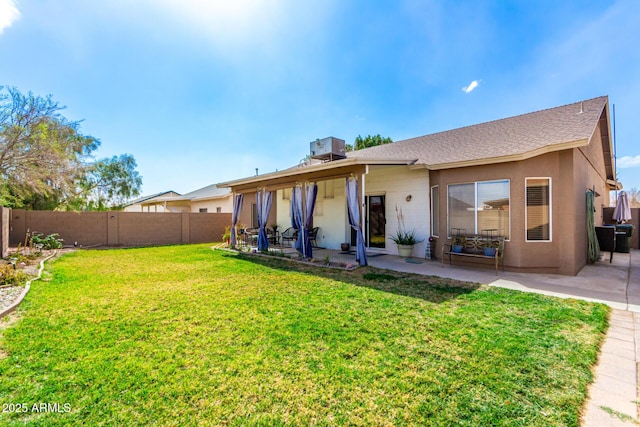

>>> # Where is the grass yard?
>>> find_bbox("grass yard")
[0,244,608,426]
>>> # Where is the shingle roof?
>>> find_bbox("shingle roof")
[180,183,231,201]
[347,96,609,168]
[150,184,231,203]
[123,191,180,207]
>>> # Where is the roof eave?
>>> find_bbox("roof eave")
[426,138,590,170]
[218,157,417,189]
[190,194,231,202]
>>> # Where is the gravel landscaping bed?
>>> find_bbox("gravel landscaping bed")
[0,249,71,316]
[0,286,25,312]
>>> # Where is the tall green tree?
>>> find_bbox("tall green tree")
[346,134,393,151]
[0,86,99,208]
[78,154,142,210]
[0,86,142,210]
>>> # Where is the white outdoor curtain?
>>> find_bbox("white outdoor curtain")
[302,183,318,259]
[613,191,632,223]
[257,189,273,251]
[230,193,244,248]
[291,185,303,253]
[346,177,367,266]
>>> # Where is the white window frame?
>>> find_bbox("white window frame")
[431,185,440,238]
[525,177,552,242]
[446,179,511,240]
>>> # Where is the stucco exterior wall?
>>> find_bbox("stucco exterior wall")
[275,180,349,250]
[570,120,613,272]
[124,204,172,213]
[430,137,612,275]
[366,165,430,256]
[274,190,290,234]
[274,167,429,254]
[190,197,233,213]
[310,179,348,249]
[236,191,277,230]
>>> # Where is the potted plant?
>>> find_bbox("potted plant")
[390,205,423,257]
[222,225,231,245]
[452,235,465,253]
[483,240,499,257]
[390,229,422,257]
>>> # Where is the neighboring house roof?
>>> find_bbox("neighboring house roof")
[347,96,610,169]
[181,183,231,201]
[219,96,613,189]
[123,191,180,207]
[148,184,231,204]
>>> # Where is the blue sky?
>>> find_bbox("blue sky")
[1,0,639,197]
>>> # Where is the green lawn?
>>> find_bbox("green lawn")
[0,244,608,426]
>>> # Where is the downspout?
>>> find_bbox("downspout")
[613,104,618,201]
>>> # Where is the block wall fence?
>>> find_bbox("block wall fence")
[4,209,230,254]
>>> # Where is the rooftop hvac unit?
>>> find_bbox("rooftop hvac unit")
[310,137,346,161]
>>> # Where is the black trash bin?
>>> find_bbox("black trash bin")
[615,224,634,253]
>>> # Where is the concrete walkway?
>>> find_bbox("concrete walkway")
[316,248,640,425]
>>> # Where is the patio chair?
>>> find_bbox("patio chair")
[309,227,319,247]
[244,228,259,246]
[281,227,298,246]
[595,226,616,263]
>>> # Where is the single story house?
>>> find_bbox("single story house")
[123,191,181,212]
[125,184,232,214]
[219,96,617,275]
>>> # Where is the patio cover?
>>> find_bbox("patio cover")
[217,158,410,194]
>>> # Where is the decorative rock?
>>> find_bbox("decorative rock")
[0,286,25,312]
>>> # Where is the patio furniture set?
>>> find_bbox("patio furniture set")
[239,227,319,249]
[442,230,506,275]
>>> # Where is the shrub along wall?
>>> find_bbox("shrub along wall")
[8,209,230,248]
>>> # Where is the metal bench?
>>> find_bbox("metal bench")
[442,235,506,275]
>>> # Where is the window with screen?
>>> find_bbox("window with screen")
[526,178,551,241]
[447,180,510,238]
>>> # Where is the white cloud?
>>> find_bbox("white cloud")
[462,80,479,93]
[617,155,640,168]
[0,0,20,34]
